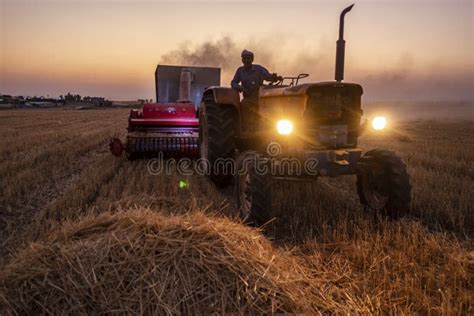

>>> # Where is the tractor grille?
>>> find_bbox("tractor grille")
[303,84,363,148]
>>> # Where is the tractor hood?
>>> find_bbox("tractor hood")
[258,82,363,148]
[259,82,363,118]
[259,82,362,99]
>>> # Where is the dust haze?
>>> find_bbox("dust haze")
[161,36,333,86]
[161,37,473,121]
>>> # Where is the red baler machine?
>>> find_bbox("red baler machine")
[110,65,220,158]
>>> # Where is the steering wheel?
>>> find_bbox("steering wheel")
[297,73,309,80]
[268,80,281,86]
[267,74,283,86]
[280,73,310,86]
[267,73,309,86]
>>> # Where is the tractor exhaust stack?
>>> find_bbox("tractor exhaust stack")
[335,4,354,82]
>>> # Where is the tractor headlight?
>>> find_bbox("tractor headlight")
[371,116,387,130]
[276,119,293,135]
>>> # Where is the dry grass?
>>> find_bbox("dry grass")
[0,108,472,314]
[0,209,371,314]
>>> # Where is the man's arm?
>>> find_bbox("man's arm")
[257,65,273,81]
[231,68,242,91]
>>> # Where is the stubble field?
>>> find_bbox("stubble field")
[0,107,472,314]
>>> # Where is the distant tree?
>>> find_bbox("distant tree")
[65,93,74,102]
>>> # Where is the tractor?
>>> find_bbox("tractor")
[198,4,411,225]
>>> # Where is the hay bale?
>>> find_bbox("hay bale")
[0,209,351,314]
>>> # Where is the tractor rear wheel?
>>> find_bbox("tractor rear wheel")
[199,95,237,187]
[235,151,272,226]
[357,149,411,219]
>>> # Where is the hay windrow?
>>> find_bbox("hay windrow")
[0,209,365,314]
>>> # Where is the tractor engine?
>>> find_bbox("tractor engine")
[258,82,363,151]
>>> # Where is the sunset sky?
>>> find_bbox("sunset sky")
[1,0,473,101]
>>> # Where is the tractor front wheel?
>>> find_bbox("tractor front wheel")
[235,151,272,226]
[357,149,411,219]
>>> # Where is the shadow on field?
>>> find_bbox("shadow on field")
[218,174,472,246]
[211,175,379,245]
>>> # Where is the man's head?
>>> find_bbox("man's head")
[241,49,254,68]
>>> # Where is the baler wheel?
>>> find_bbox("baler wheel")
[109,138,124,157]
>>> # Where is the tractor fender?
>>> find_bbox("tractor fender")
[201,86,242,138]
[203,87,240,109]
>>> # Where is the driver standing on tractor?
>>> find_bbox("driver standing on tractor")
[231,49,282,130]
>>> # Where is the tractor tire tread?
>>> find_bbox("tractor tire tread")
[201,96,237,187]
[357,149,411,219]
[236,151,272,226]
